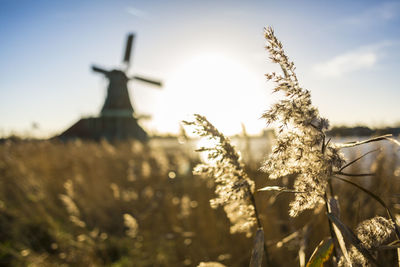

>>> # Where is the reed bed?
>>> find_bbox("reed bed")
[0,136,399,266]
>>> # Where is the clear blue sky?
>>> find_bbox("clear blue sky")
[1,0,400,137]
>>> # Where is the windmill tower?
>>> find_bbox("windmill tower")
[58,33,162,142]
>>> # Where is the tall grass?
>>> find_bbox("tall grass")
[0,136,399,266]
[186,27,400,266]
[0,140,256,266]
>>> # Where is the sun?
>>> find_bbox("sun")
[149,52,268,136]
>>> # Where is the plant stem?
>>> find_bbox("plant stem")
[324,192,339,263]
[249,186,270,267]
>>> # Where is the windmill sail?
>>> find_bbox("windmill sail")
[123,34,134,67]
[91,65,109,75]
[133,75,162,87]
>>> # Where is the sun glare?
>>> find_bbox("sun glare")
[151,52,267,135]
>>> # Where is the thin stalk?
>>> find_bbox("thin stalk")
[248,184,270,267]
[397,248,400,267]
[323,134,339,263]
[335,134,398,149]
[324,192,339,263]
[338,149,380,172]
[334,171,375,177]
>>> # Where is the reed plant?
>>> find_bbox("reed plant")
[186,27,400,267]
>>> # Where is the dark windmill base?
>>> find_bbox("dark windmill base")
[58,116,148,142]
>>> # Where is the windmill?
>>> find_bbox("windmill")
[58,33,161,142]
[92,33,162,118]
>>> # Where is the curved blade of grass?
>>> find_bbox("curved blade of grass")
[257,186,305,194]
[335,134,400,149]
[326,197,352,266]
[306,238,334,267]
[250,228,264,267]
[299,225,310,267]
[332,176,400,240]
[276,230,300,248]
[398,248,400,267]
[327,213,378,266]
[334,171,375,177]
[325,196,350,265]
[339,149,380,172]
[299,238,306,267]
[389,240,400,247]
[258,186,286,192]
[331,221,351,266]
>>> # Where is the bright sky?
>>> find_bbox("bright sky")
[1,0,400,137]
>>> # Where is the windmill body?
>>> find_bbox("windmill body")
[58,33,161,142]
[97,69,134,117]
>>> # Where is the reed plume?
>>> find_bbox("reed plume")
[339,216,395,266]
[183,114,257,237]
[261,27,345,217]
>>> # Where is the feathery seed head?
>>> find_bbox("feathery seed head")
[183,115,256,236]
[343,216,395,266]
[355,216,394,249]
[261,27,345,217]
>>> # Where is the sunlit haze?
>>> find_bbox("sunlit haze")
[151,52,268,135]
[1,0,400,137]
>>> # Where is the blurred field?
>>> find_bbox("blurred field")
[0,138,399,266]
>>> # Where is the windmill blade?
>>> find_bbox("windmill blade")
[123,33,135,66]
[132,75,163,87]
[91,65,109,75]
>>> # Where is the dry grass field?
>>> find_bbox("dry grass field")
[0,138,399,266]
